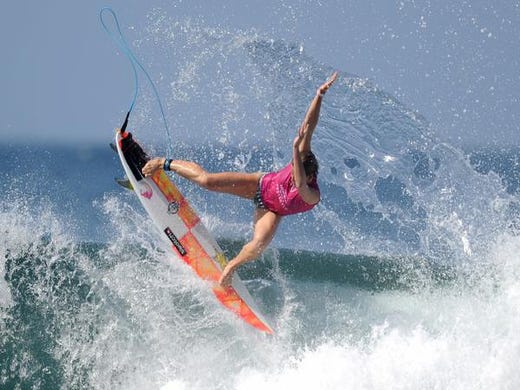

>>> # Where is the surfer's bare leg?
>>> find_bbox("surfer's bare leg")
[219,209,281,287]
[298,71,338,154]
[143,158,261,199]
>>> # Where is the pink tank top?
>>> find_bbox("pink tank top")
[260,163,320,216]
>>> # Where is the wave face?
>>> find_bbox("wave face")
[1,11,520,390]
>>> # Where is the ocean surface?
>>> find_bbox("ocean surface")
[2,13,520,390]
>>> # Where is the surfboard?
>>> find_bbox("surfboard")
[114,130,273,334]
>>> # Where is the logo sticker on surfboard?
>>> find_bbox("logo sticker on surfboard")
[167,201,180,214]
[139,182,153,199]
[164,227,187,256]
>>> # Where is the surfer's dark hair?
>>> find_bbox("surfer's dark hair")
[303,151,319,178]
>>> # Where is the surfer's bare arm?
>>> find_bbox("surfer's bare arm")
[297,71,338,153]
[142,157,167,177]
[292,129,320,205]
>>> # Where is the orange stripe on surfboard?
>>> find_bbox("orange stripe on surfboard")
[214,286,273,334]
[178,231,273,334]
[150,166,272,333]
[152,170,200,229]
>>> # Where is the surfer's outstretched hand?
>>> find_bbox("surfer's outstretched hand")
[142,157,165,177]
[317,71,338,96]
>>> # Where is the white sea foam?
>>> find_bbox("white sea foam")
[0,197,70,310]
[1,182,519,390]
[232,234,520,390]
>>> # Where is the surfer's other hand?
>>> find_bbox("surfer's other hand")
[142,157,165,177]
[219,264,235,287]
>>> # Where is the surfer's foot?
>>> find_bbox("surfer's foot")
[219,264,235,287]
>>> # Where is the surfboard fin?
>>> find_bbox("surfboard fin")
[115,177,134,191]
[109,142,117,153]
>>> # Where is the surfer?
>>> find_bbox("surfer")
[142,72,338,287]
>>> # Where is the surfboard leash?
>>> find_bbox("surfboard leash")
[99,7,173,156]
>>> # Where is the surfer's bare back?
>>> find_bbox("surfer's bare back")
[143,72,338,287]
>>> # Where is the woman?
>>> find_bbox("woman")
[142,72,338,287]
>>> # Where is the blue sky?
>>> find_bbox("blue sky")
[1,1,519,147]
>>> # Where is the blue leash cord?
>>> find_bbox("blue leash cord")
[99,7,173,156]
